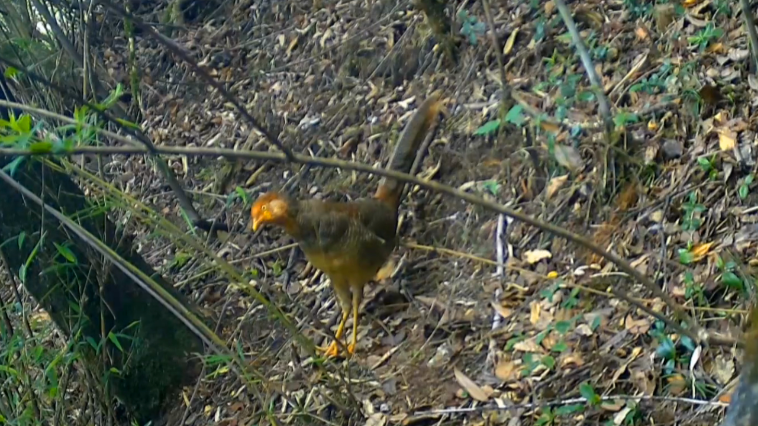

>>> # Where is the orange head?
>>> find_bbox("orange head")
[251,192,292,232]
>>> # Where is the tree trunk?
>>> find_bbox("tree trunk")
[0,74,205,424]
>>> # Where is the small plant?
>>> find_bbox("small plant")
[623,0,653,18]
[683,270,706,305]
[697,155,718,180]
[688,23,724,51]
[739,174,753,199]
[680,191,705,232]
[716,256,746,293]
[458,10,485,45]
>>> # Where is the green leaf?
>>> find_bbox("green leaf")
[541,355,555,369]
[579,382,599,405]
[115,118,141,130]
[739,184,749,199]
[107,332,124,352]
[17,115,31,133]
[551,341,568,353]
[18,231,25,249]
[656,337,676,359]
[482,180,500,196]
[577,90,596,102]
[474,119,501,136]
[697,157,711,170]
[678,249,694,265]
[555,320,571,334]
[53,242,77,263]
[29,141,54,154]
[3,156,26,176]
[4,66,18,78]
[722,271,743,289]
[505,105,527,126]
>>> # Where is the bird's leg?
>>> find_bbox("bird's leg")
[347,283,364,356]
[318,278,351,358]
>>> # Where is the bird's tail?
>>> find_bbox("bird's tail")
[374,94,441,208]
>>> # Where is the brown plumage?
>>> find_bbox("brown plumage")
[251,95,441,357]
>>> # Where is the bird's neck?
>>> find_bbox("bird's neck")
[278,197,303,238]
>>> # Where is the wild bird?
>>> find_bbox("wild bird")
[251,94,441,357]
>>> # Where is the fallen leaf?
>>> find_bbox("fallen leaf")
[635,27,649,40]
[495,359,519,381]
[546,174,568,199]
[490,301,513,319]
[553,144,583,171]
[624,315,651,335]
[513,339,544,353]
[689,241,714,262]
[504,28,519,55]
[717,128,737,151]
[364,413,386,426]
[454,367,490,402]
[523,249,552,264]
[711,354,735,384]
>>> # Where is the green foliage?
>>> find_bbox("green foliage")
[579,382,601,406]
[697,155,718,180]
[458,10,485,45]
[739,174,753,199]
[688,23,724,51]
[680,191,705,232]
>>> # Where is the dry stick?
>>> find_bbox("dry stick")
[411,394,727,417]
[553,0,613,136]
[0,57,219,233]
[98,0,295,161]
[0,154,723,347]
[0,169,280,420]
[740,0,758,71]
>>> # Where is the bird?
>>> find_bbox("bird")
[250,94,441,357]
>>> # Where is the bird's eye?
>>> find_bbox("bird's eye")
[261,205,267,211]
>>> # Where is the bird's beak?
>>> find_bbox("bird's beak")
[252,217,262,232]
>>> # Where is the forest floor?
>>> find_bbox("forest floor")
[93,0,758,424]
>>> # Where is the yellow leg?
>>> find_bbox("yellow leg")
[318,311,348,357]
[347,284,363,356]
[318,277,351,358]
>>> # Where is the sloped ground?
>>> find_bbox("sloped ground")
[91,0,758,424]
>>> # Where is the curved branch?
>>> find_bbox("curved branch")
[0,97,727,346]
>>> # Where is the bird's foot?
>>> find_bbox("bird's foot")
[317,341,341,358]
[316,341,356,358]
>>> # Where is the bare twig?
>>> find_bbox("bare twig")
[0,143,720,347]
[553,0,614,136]
[98,0,295,160]
[412,394,727,417]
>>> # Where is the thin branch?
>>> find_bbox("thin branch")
[553,0,614,136]
[411,394,727,417]
[0,124,720,348]
[98,0,296,161]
